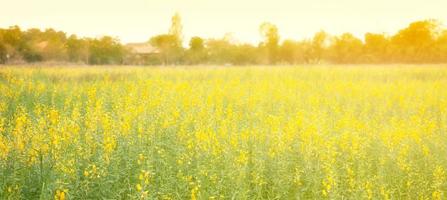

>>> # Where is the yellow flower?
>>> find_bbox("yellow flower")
[191,186,199,200]
[432,191,442,200]
[138,153,145,165]
[54,189,67,200]
[0,135,9,160]
[136,183,142,192]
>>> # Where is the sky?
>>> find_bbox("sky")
[1,0,446,44]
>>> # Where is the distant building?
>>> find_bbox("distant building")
[36,41,49,50]
[126,43,158,55]
[125,43,160,65]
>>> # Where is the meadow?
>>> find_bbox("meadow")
[0,65,446,199]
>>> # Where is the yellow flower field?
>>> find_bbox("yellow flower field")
[0,66,446,199]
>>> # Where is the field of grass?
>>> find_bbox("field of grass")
[0,66,446,199]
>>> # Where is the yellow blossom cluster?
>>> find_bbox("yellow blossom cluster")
[0,66,446,199]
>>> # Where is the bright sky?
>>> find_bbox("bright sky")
[1,0,446,44]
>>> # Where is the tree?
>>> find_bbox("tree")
[259,22,279,64]
[66,35,89,63]
[329,33,363,63]
[150,34,181,65]
[232,43,259,65]
[391,20,439,62]
[435,30,447,62]
[0,30,6,64]
[3,26,22,47]
[149,13,185,65]
[189,37,204,51]
[364,33,389,63]
[0,42,6,64]
[2,26,29,62]
[24,28,68,61]
[279,40,309,64]
[206,37,235,65]
[186,36,206,64]
[308,31,328,64]
[206,38,233,65]
[169,12,183,47]
[88,36,125,65]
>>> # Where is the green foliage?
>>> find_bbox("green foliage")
[189,37,204,51]
[205,38,259,65]
[149,34,183,65]
[390,20,439,62]
[88,37,126,65]
[66,35,89,63]
[0,38,6,64]
[364,33,390,63]
[329,33,364,64]
[259,22,280,64]
[1,19,447,65]
[186,37,206,64]
[279,40,309,64]
[309,31,329,64]
[1,66,447,199]
[169,12,183,46]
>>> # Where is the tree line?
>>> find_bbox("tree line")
[1,14,447,65]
